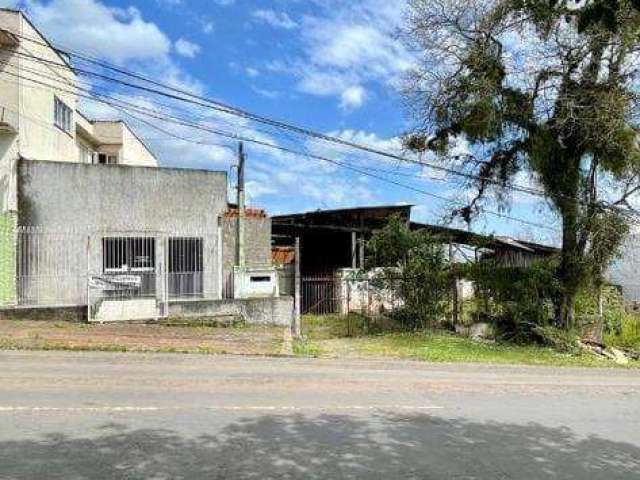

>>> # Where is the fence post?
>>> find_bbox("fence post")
[293,236,301,337]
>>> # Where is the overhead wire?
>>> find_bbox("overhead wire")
[0,67,560,231]
[9,30,640,223]
[10,37,639,225]
[1,37,561,200]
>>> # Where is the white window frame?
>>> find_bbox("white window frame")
[54,96,72,133]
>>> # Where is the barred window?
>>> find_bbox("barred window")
[102,237,156,273]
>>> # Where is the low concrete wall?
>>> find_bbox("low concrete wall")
[169,297,294,327]
[0,297,294,326]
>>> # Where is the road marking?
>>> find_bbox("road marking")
[0,405,444,413]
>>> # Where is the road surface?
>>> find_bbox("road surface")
[0,350,639,479]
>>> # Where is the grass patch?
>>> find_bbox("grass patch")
[297,315,639,368]
[302,313,405,340]
[604,314,640,350]
[292,338,323,357]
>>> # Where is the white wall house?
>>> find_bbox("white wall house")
[0,8,157,214]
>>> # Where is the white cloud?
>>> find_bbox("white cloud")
[251,9,297,30]
[252,86,279,99]
[339,85,366,111]
[17,0,204,96]
[175,38,201,58]
[155,0,182,7]
[246,180,278,201]
[21,0,171,64]
[4,0,426,213]
[265,0,413,111]
[245,67,259,78]
[303,20,410,74]
[202,22,214,34]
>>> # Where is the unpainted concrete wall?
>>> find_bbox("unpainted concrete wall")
[222,216,272,294]
[18,160,227,230]
[17,160,228,305]
[169,297,294,327]
[0,296,294,326]
[608,233,640,303]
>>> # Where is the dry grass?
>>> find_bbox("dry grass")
[0,320,285,356]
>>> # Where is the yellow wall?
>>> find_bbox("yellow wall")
[0,10,20,213]
[18,14,78,163]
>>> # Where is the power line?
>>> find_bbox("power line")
[10,37,637,224]
[11,37,636,226]
[7,47,438,177]
[0,68,561,231]
[8,31,640,222]
[4,48,284,142]
[1,37,557,200]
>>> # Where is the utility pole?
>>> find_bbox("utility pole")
[237,142,246,269]
[294,236,301,337]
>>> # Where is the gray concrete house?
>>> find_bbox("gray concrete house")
[0,10,291,325]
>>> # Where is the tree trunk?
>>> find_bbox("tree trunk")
[557,289,577,329]
[556,178,582,330]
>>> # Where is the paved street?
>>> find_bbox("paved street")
[0,351,639,479]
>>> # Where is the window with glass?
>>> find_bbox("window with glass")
[54,96,72,133]
[97,153,118,165]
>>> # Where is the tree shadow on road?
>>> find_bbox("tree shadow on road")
[0,413,638,479]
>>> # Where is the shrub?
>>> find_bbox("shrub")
[464,259,560,343]
[368,216,452,330]
[575,286,625,336]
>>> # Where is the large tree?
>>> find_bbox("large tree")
[403,0,640,327]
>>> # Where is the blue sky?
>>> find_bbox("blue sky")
[5,0,559,243]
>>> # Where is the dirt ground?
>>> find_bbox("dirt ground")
[0,320,287,355]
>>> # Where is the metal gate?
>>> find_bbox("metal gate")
[88,233,168,323]
[302,275,338,315]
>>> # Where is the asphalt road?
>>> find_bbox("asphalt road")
[0,351,639,479]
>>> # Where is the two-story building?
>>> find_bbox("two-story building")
[0,9,289,325]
